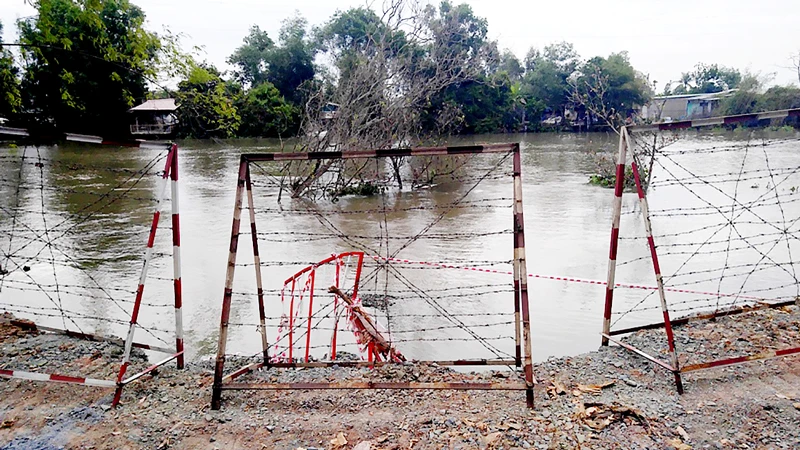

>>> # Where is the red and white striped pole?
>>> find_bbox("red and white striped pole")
[601,128,629,346]
[169,144,184,369]
[512,144,535,408]
[212,157,248,410]
[112,148,175,406]
[0,368,115,388]
[630,137,684,394]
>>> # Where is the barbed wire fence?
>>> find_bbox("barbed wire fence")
[0,128,184,405]
[601,110,800,392]
[210,143,537,410]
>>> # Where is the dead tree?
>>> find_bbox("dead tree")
[286,0,493,199]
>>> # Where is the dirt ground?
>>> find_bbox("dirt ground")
[0,306,799,450]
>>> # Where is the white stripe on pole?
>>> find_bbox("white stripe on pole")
[171,180,179,214]
[172,246,181,279]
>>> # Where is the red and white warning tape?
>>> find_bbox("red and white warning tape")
[369,255,766,301]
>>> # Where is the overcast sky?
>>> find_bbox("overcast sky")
[2,0,799,89]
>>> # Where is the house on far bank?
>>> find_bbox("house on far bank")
[320,102,340,121]
[129,98,178,137]
[641,89,737,122]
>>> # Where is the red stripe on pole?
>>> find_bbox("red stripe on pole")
[147,212,160,248]
[613,164,625,197]
[170,144,179,180]
[647,236,661,274]
[609,228,620,259]
[631,162,644,199]
[131,285,144,320]
[776,347,800,357]
[172,214,180,246]
[603,288,614,319]
[173,278,182,308]
[50,374,85,384]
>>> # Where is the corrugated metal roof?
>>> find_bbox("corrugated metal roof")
[129,98,178,112]
[653,89,739,101]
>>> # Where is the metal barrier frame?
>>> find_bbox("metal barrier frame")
[601,109,800,393]
[0,127,184,406]
[211,143,536,410]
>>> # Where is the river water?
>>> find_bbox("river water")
[2,130,799,364]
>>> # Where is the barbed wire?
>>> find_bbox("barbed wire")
[612,134,800,332]
[0,146,175,347]
[237,150,520,365]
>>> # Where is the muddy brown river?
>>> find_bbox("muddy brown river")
[2,130,799,364]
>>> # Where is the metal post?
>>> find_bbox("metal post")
[352,253,364,298]
[512,211,522,368]
[245,165,269,364]
[113,149,175,406]
[602,129,629,346]
[332,260,340,360]
[512,145,535,408]
[630,141,684,394]
[304,269,316,363]
[169,144,185,369]
[289,278,296,361]
[211,157,249,410]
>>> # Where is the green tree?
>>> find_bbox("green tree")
[227,25,274,87]
[719,74,800,116]
[315,6,407,81]
[759,85,800,111]
[519,42,579,122]
[425,1,488,65]
[718,74,760,115]
[497,50,523,81]
[266,15,316,102]
[570,51,652,128]
[420,1,500,133]
[228,15,315,102]
[673,63,742,94]
[439,75,514,133]
[175,64,240,138]
[0,21,22,119]
[235,81,299,137]
[17,0,161,136]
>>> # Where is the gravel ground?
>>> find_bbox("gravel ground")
[0,306,798,449]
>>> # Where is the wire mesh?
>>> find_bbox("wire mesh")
[0,143,178,360]
[610,128,800,369]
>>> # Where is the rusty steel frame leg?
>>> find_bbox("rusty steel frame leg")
[169,144,185,370]
[512,211,522,368]
[630,134,684,394]
[212,156,249,410]
[512,145,535,408]
[602,129,628,346]
[113,148,175,407]
[245,165,269,365]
